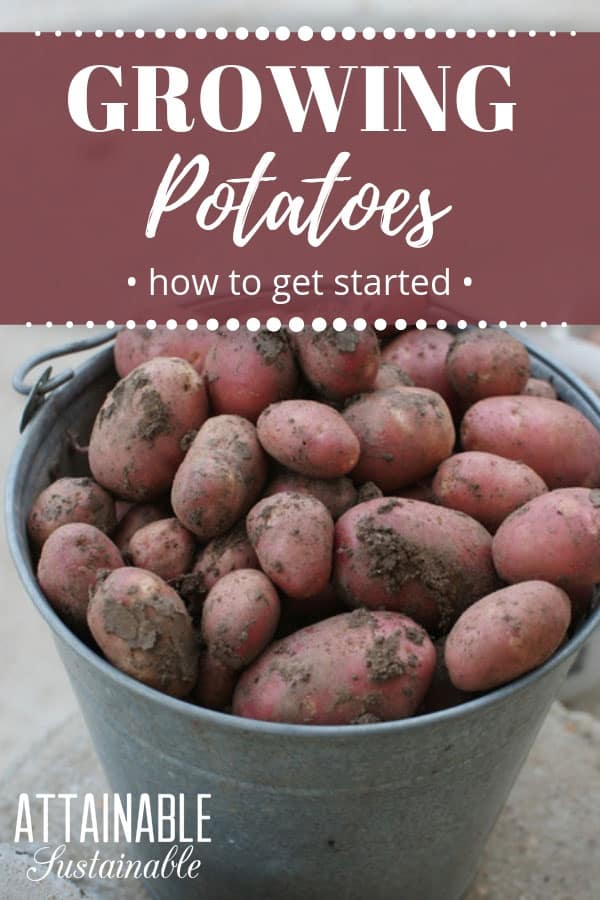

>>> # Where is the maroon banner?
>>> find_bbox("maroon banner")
[0,32,598,324]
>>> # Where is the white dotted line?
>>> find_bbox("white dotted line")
[32,29,579,38]
[23,320,567,330]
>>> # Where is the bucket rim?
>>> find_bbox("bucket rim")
[6,338,600,739]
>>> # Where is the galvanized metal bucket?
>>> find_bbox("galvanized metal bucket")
[6,339,600,900]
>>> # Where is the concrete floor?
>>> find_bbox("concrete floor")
[0,327,90,769]
[2,702,600,900]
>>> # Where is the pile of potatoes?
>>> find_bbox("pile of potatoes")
[29,324,600,725]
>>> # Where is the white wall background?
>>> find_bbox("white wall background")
[0,0,598,31]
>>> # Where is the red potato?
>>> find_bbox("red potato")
[201,569,280,670]
[114,325,215,377]
[445,581,571,692]
[334,498,497,632]
[89,358,209,501]
[264,471,357,520]
[246,492,334,599]
[205,329,298,423]
[113,502,168,558]
[257,400,360,479]
[432,451,548,532]
[294,327,380,400]
[129,517,196,582]
[37,523,123,630]
[343,387,455,491]
[381,328,457,407]
[28,477,116,549]
[461,395,600,489]
[87,567,199,698]
[447,329,530,403]
[492,488,600,602]
[194,652,238,710]
[233,609,436,725]
[522,377,557,400]
[193,522,259,591]
[172,415,268,541]
[373,362,414,390]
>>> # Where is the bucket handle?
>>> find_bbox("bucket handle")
[13,329,119,432]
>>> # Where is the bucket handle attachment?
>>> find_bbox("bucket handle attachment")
[13,329,119,432]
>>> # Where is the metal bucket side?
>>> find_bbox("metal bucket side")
[6,343,600,900]
[53,629,573,900]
